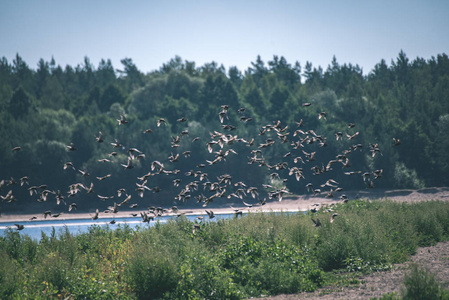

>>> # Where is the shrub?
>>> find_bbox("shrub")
[34,252,70,292]
[314,211,393,271]
[0,228,39,264]
[0,250,20,298]
[411,201,449,246]
[401,264,449,300]
[219,235,324,296]
[124,235,179,299]
[175,249,242,299]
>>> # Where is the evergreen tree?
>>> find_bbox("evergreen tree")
[8,87,31,118]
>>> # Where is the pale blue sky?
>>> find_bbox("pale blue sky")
[1,0,448,75]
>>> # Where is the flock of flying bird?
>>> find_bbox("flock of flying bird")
[1,103,400,232]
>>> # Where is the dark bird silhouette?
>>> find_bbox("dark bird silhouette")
[107,202,119,213]
[128,148,143,159]
[369,143,382,157]
[118,195,132,207]
[117,114,128,125]
[84,182,94,194]
[311,217,321,227]
[121,158,134,170]
[52,212,63,218]
[78,169,90,177]
[373,169,383,179]
[242,201,254,208]
[68,203,77,212]
[330,213,339,223]
[231,207,243,218]
[43,210,52,219]
[20,176,29,186]
[117,188,128,197]
[97,174,111,181]
[92,209,99,220]
[335,132,343,141]
[140,211,154,223]
[218,111,228,123]
[64,161,75,170]
[14,224,24,230]
[321,179,339,188]
[95,131,104,143]
[55,190,65,205]
[66,143,76,151]
[205,210,215,219]
[346,132,359,140]
[110,139,123,148]
[192,223,201,234]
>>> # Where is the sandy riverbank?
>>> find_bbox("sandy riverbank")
[2,187,449,223]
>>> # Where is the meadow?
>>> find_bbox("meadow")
[1,198,449,299]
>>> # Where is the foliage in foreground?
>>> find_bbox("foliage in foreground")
[1,199,449,299]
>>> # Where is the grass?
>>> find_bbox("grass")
[1,199,449,299]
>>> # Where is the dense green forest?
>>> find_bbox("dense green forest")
[1,51,449,213]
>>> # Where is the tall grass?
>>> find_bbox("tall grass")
[1,199,449,299]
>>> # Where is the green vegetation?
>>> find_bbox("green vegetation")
[373,264,449,300]
[1,199,449,299]
[401,264,449,300]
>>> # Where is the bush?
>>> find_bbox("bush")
[219,235,324,296]
[0,228,39,264]
[314,210,393,271]
[34,252,70,292]
[411,201,449,246]
[0,250,20,298]
[124,234,179,299]
[175,249,243,299]
[401,264,449,300]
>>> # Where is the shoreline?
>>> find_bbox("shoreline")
[0,206,306,223]
[2,187,449,223]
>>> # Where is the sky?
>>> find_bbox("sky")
[1,0,448,75]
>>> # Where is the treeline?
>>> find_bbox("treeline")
[1,51,449,212]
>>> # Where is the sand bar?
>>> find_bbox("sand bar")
[2,187,449,223]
